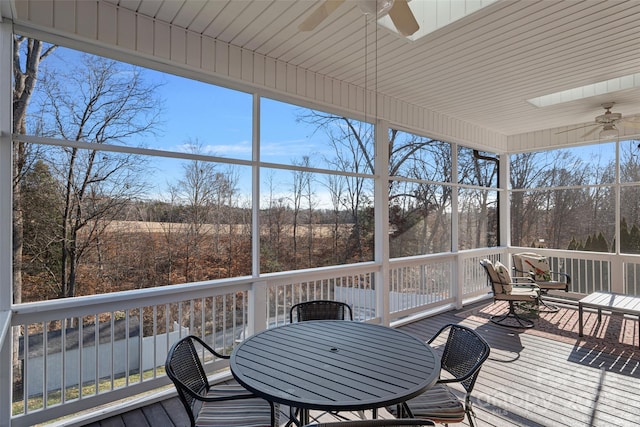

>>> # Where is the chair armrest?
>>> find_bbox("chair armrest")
[512,276,535,283]
[512,267,534,278]
[189,334,231,360]
[169,336,241,402]
[549,270,571,284]
[172,376,262,403]
[511,283,540,291]
[426,324,452,345]
[437,371,479,385]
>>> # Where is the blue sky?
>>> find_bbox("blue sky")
[33,45,345,202]
[142,68,331,163]
[36,44,636,206]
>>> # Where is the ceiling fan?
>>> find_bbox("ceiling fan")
[299,0,420,37]
[558,102,640,139]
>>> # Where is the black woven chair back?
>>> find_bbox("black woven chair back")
[290,300,353,323]
[165,336,210,425]
[434,324,490,392]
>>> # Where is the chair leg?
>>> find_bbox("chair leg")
[466,409,476,427]
[490,301,535,328]
[537,296,559,313]
[285,407,301,427]
[466,400,477,427]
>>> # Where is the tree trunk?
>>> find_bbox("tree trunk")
[11,36,56,390]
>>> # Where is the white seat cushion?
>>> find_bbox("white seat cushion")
[390,384,465,422]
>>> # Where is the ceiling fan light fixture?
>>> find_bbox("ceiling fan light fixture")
[599,124,618,139]
[358,0,395,17]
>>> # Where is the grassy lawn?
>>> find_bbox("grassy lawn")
[12,366,166,416]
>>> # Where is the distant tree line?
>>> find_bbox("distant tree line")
[566,218,640,254]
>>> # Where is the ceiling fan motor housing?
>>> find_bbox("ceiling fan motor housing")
[596,111,622,124]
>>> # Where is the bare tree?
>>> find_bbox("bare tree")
[171,142,218,281]
[510,152,548,246]
[217,166,241,277]
[324,174,346,263]
[297,112,457,260]
[171,143,241,280]
[261,171,288,270]
[297,112,375,262]
[291,156,314,268]
[303,160,318,266]
[12,35,57,388]
[620,142,640,247]
[510,149,613,250]
[458,148,498,249]
[32,53,162,298]
[388,132,453,255]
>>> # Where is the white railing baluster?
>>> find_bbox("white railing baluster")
[22,323,28,415]
[152,305,157,378]
[78,319,84,400]
[10,252,640,426]
[93,314,99,397]
[43,321,48,411]
[61,320,66,404]
[110,313,115,391]
[124,310,130,387]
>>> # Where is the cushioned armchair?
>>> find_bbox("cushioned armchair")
[165,335,277,427]
[480,259,541,328]
[512,252,570,312]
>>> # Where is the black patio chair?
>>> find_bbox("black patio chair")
[165,335,277,427]
[287,300,353,425]
[290,300,353,322]
[303,420,435,427]
[388,324,490,427]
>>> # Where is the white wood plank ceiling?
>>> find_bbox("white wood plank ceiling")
[17,1,640,137]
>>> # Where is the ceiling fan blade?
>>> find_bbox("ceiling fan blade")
[555,124,595,134]
[299,0,345,31]
[581,126,601,139]
[388,0,419,36]
[622,120,640,129]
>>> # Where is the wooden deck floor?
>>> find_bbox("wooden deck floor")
[80,301,640,427]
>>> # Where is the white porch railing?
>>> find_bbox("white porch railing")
[507,248,640,295]
[5,248,640,426]
[9,279,253,427]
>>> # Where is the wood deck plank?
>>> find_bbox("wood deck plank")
[121,410,151,427]
[140,401,173,426]
[160,396,191,427]
[398,304,640,427]
[81,301,640,427]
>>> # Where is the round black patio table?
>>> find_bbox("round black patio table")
[230,320,439,425]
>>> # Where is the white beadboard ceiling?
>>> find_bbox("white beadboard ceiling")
[11,0,640,137]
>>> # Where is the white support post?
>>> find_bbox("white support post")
[248,281,268,337]
[451,145,462,308]
[0,20,13,427]
[374,119,390,325]
[252,93,260,277]
[499,153,510,248]
[611,139,623,293]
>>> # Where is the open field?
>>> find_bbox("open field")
[103,220,352,237]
